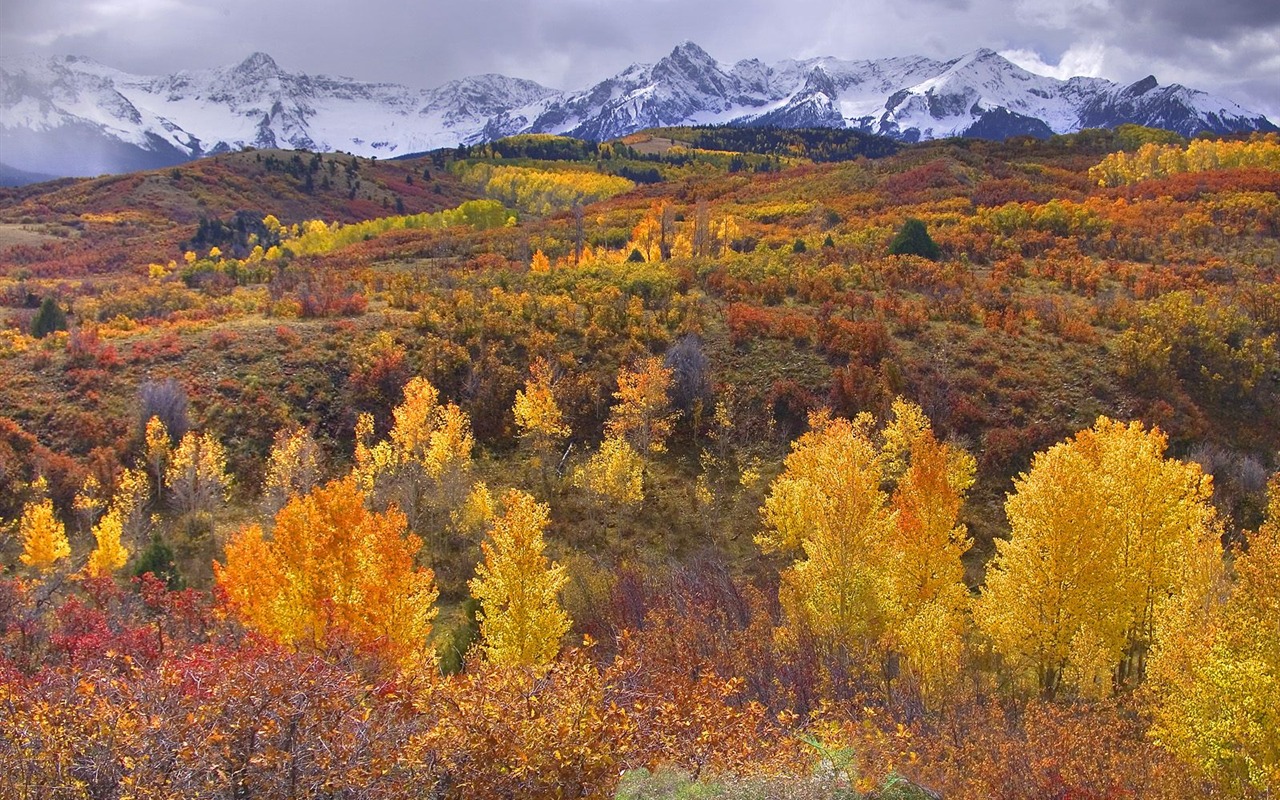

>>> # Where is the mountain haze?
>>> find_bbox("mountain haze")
[2,42,1274,180]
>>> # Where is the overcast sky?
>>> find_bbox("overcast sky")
[2,0,1277,120]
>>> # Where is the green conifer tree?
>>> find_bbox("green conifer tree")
[888,218,941,261]
[31,297,67,338]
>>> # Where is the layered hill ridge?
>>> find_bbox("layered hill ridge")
[2,41,1274,180]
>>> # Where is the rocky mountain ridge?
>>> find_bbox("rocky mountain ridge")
[1,42,1274,180]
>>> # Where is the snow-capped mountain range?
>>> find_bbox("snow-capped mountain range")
[2,42,1274,180]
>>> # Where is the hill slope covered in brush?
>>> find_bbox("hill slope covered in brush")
[1,126,1279,798]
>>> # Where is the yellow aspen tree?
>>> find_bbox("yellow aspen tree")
[573,437,644,507]
[359,378,476,538]
[83,468,149,578]
[144,415,170,501]
[73,473,107,533]
[451,481,496,537]
[352,411,391,493]
[975,436,1120,697]
[1146,473,1280,793]
[216,476,439,673]
[879,397,931,482]
[469,489,570,668]
[514,358,570,484]
[86,508,128,577]
[605,357,674,455]
[758,411,897,653]
[110,467,151,542]
[389,376,441,461]
[530,249,552,274]
[1087,419,1221,685]
[18,479,70,573]
[975,417,1221,698]
[425,403,474,480]
[261,425,323,513]
[888,419,976,704]
[165,431,231,515]
[514,358,570,448]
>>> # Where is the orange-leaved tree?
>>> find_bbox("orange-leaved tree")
[216,475,439,673]
[882,400,975,705]
[605,356,674,456]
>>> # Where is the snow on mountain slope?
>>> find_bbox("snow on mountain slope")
[1,43,1274,180]
[0,52,560,175]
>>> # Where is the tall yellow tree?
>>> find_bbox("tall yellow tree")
[469,490,570,668]
[1146,473,1280,793]
[759,400,975,693]
[73,473,107,532]
[360,377,476,536]
[975,417,1221,698]
[84,469,149,578]
[261,425,323,514]
[605,357,674,456]
[885,403,976,704]
[85,509,128,577]
[758,411,897,652]
[216,475,439,673]
[18,478,70,573]
[165,431,231,515]
[513,358,570,483]
[144,415,170,501]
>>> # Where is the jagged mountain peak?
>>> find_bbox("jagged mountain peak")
[651,41,732,98]
[235,52,280,74]
[221,51,285,93]
[1124,75,1159,96]
[1,42,1274,180]
[667,40,718,64]
[968,47,1001,61]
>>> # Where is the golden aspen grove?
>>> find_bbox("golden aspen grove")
[1,126,1278,798]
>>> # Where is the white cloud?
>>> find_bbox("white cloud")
[1000,43,1107,79]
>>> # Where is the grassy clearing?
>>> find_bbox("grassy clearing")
[0,223,65,249]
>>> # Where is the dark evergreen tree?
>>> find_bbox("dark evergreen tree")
[30,297,67,338]
[133,534,184,589]
[888,217,941,260]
